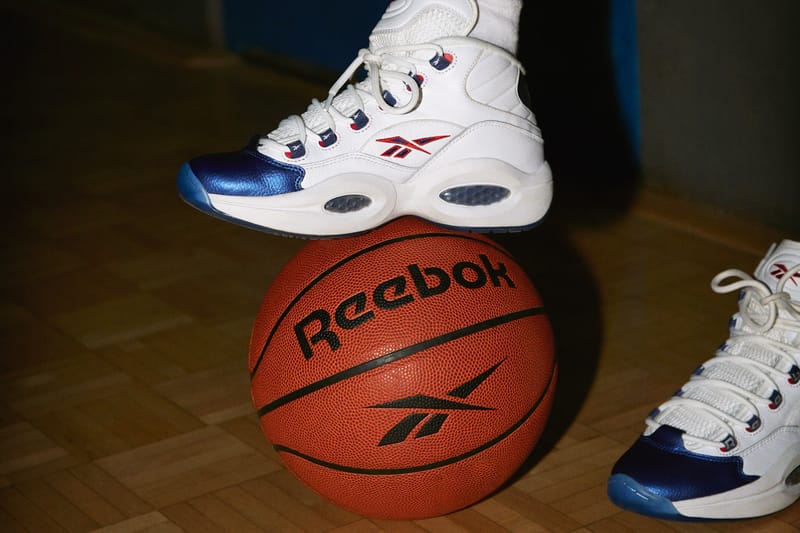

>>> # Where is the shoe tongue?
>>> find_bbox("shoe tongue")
[754,240,800,302]
[369,0,479,50]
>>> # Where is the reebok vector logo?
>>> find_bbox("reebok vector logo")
[377,135,450,159]
[368,360,504,446]
[771,263,800,287]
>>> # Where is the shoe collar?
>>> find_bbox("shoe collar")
[369,0,479,49]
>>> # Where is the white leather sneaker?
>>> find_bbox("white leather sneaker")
[609,240,800,520]
[177,0,551,237]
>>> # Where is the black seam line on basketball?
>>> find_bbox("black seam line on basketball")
[249,233,518,380]
[271,355,557,475]
[256,307,544,417]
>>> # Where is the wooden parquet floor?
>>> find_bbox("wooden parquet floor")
[1,3,797,532]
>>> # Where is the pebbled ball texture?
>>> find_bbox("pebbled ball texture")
[249,216,556,519]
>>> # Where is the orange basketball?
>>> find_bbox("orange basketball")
[249,217,556,519]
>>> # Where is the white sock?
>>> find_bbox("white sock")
[470,0,523,54]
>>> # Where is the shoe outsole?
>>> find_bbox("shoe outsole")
[607,474,691,521]
[177,163,546,239]
[608,472,800,522]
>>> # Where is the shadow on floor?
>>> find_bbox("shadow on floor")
[495,217,603,483]
[497,0,635,481]
[520,0,641,225]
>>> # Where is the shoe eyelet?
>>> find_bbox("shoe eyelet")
[789,365,800,385]
[350,109,369,131]
[720,434,738,452]
[430,52,453,71]
[285,140,306,159]
[318,128,338,148]
[745,415,761,433]
[382,90,398,108]
[406,73,425,91]
[769,389,783,409]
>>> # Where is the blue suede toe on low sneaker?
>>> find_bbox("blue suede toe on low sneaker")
[177,149,305,218]
[608,426,759,520]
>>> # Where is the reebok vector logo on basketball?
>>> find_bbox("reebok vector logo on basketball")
[368,360,503,446]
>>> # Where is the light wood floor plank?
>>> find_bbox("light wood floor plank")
[90,511,178,533]
[96,427,280,508]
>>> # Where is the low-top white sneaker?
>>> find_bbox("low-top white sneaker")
[177,0,551,237]
[609,239,800,520]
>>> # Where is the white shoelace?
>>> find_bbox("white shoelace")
[264,43,445,149]
[647,263,800,452]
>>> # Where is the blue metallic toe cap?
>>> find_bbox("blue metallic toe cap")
[177,163,212,211]
[610,426,759,505]
[177,162,300,234]
[186,148,304,197]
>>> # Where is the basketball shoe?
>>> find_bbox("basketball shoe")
[608,239,800,520]
[177,0,551,237]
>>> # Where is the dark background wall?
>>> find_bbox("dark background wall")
[57,0,223,46]
[221,1,385,73]
[636,0,799,232]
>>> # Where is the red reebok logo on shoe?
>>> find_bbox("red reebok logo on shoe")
[770,263,800,286]
[377,135,450,159]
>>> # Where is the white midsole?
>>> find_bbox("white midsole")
[674,451,800,519]
[207,159,553,236]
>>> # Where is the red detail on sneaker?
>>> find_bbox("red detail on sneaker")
[770,263,800,286]
[376,135,450,158]
[381,145,401,158]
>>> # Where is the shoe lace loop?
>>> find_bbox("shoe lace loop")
[648,265,800,451]
[265,44,443,148]
[711,268,800,331]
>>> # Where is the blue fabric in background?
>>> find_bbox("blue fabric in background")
[221,1,386,71]
[609,0,641,164]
